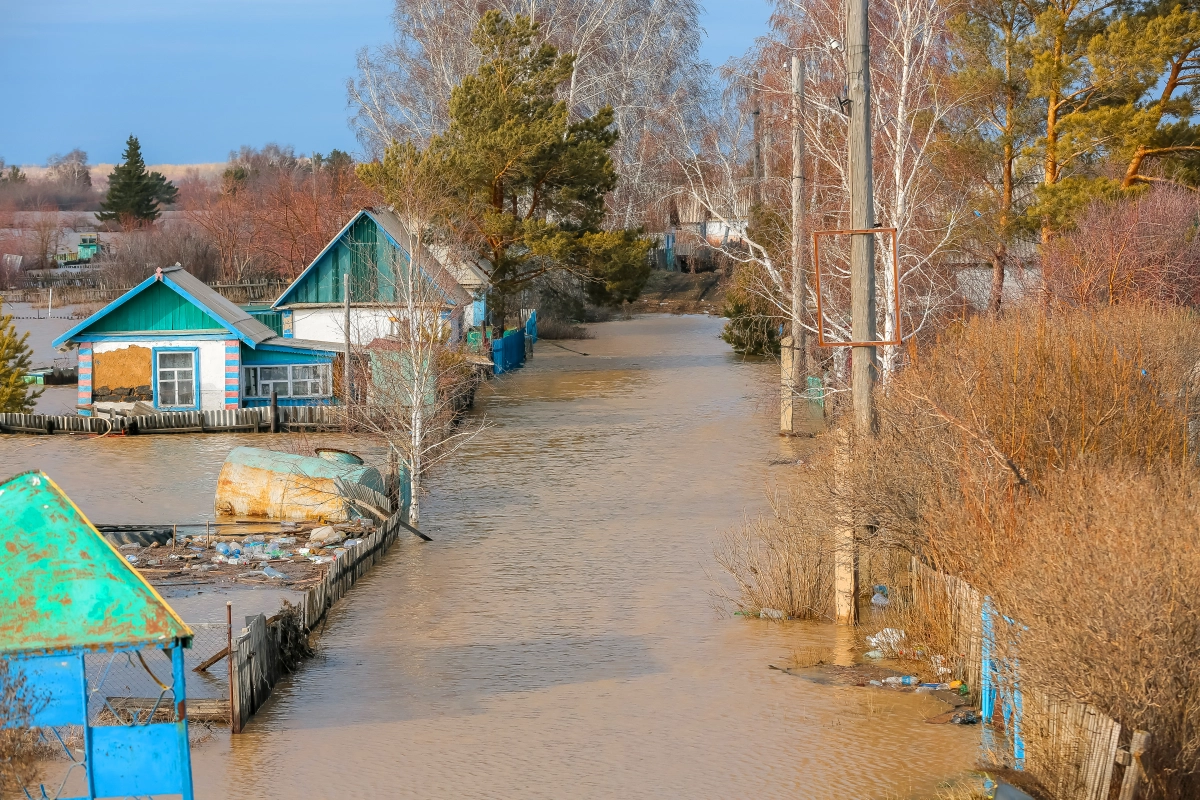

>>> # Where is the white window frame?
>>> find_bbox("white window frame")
[243,364,332,399]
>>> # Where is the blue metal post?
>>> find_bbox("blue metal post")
[172,645,195,800]
[80,651,97,800]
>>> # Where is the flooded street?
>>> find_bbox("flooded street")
[2,315,977,798]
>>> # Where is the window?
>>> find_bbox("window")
[243,364,331,398]
[157,350,196,408]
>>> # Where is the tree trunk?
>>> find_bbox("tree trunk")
[988,242,1007,315]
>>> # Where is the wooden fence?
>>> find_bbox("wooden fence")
[0,406,345,436]
[230,508,408,731]
[911,560,1150,800]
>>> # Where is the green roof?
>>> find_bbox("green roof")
[0,471,192,655]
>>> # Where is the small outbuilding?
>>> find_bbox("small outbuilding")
[52,264,344,415]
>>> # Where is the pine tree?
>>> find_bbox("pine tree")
[358,12,650,322]
[0,314,40,413]
[98,135,174,225]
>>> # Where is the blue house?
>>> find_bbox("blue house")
[52,265,344,415]
[270,207,490,346]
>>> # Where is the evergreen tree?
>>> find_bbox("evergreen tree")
[358,12,650,322]
[98,136,174,225]
[0,315,40,413]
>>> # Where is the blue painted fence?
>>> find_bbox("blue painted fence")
[492,329,527,375]
[8,644,194,799]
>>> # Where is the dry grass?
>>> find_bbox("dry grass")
[713,472,836,620]
[1,661,39,795]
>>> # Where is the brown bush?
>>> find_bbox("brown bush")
[852,305,1200,798]
[1043,187,1200,308]
[714,470,836,620]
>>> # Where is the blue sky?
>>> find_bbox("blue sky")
[0,0,773,166]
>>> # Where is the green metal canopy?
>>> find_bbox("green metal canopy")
[0,471,192,656]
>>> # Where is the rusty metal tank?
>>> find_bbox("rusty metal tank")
[214,446,387,522]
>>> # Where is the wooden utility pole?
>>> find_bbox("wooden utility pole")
[781,55,808,435]
[836,0,878,625]
[343,272,352,417]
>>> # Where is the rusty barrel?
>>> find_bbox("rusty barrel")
[214,446,386,522]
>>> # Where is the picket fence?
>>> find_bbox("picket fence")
[0,406,344,436]
[911,560,1150,800]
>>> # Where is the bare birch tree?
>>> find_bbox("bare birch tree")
[677,0,968,385]
[344,150,485,526]
[348,0,705,229]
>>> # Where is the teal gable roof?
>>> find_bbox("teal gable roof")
[272,208,471,308]
[52,266,343,356]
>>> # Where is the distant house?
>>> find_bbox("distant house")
[270,207,486,346]
[52,265,343,415]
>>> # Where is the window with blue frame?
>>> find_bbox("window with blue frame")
[156,350,196,408]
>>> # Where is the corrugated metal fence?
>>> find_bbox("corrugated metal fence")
[912,560,1150,800]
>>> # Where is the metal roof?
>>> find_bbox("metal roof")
[272,208,476,308]
[368,208,474,306]
[0,471,192,655]
[53,265,304,351]
[162,265,277,346]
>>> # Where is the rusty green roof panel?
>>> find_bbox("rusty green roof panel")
[0,471,192,656]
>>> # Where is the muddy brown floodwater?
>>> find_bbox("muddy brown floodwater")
[1,315,978,798]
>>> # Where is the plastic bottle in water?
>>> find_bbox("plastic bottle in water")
[215,542,231,556]
[882,675,917,686]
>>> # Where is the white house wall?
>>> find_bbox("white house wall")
[290,307,457,346]
[92,339,229,411]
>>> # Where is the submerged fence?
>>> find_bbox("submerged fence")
[230,510,408,731]
[0,405,345,436]
[912,560,1150,800]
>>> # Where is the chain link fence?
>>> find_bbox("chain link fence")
[80,622,231,728]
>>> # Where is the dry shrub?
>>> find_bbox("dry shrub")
[1,660,39,795]
[1043,187,1200,308]
[988,467,1200,800]
[855,305,1200,798]
[536,317,594,340]
[714,473,835,620]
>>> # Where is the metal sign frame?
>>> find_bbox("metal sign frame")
[811,227,902,347]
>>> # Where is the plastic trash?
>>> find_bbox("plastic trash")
[950,709,979,725]
[759,608,786,620]
[309,525,344,545]
[865,628,907,656]
[125,554,138,563]
[948,680,962,689]
[930,653,952,676]
[863,649,884,659]
[271,536,297,545]
[262,566,287,579]
[871,585,890,607]
[297,547,311,556]
[867,679,883,686]
[308,555,334,564]
[959,683,970,696]
[882,675,917,686]
[343,538,362,548]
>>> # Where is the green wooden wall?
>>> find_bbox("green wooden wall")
[282,215,410,305]
[83,280,225,334]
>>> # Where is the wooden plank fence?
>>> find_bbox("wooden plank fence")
[0,406,346,436]
[912,560,1150,800]
[230,505,408,732]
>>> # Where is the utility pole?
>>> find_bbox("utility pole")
[781,55,807,436]
[343,272,352,426]
[836,0,878,625]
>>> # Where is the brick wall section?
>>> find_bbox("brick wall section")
[77,342,93,415]
[225,340,240,408]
